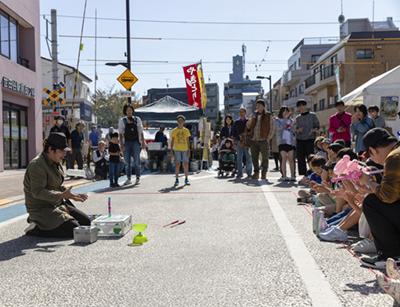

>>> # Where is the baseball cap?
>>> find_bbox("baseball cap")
[363,128,395,155]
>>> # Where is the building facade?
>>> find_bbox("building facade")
[223,55,263,118]
[0,0,42,171]
[280,39,335,114]
[304,18,400,132]
[41,57,93,140]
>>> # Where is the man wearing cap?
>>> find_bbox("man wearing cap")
[155,124,168,148]
[68,121,85,175]
[23,132,90,238]
[246,99,275,180]
[358,128,400,269]
[295,99,320,176]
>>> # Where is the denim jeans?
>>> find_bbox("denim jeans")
[327,207,352,227]
[236,144,252,175]
[124,141,141,179]
[109,161,124,184]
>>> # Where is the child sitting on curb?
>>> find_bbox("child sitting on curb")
[298,155,325,203]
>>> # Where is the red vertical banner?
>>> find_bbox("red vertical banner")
[183,64,202,108]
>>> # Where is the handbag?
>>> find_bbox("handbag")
[239,127,251,148]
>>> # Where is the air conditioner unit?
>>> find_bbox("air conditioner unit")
[329,97,335,105]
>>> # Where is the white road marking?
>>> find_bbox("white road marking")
[258,181,342,307]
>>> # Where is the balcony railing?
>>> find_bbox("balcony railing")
[321,64,335,81]
[305,74,316,89]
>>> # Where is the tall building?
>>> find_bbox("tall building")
[146,83,219,129]
[224,52,263,118]
[0,0,42,171]
[280,39,335,114]
[304,17,400,132]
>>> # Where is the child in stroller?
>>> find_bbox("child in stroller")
[218,138,237,177]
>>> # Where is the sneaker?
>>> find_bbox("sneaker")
[278,177,285,182]
[284,177,290,181]
[135,178,140,185]
[351,238,377,253]
[185,178,191,186]
[109,183,115,187]
[312,208,320,233]
[360,255,400,269]
[237,174,243,178]
[174,179,179,186]
[114,183,120,187]
[246,173,252,178]
[124,179,132,185]
[319,226,348,241]
[24,222,37,234]
[387,258,400,280]
[290,176,296,181]
[376,273,400,305]
[315,211,328,236]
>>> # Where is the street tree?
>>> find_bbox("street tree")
[91,85,143,128]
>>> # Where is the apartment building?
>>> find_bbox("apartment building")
[304,17,400,131]
[280,39,335,114]
[0,0,42,171]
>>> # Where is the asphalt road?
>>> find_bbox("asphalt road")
[0,166,396,307]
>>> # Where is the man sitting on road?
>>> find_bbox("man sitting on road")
[358,128,400,269]
[23,132,90,238]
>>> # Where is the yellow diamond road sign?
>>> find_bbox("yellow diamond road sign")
[117,69,138,90]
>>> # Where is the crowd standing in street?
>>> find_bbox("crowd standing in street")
[350,104,375,155]
[329,100,352,148]
[294,99,320,176]
[68,121,85,175]
[274,106,296,181]
[232,107,252,178]
[246,99,275,180]
[118,103,146,186]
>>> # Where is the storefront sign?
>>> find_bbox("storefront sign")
[79,102,92,122]
[2,77,35,98]
[11,125,19,139]
[3,125,10,138]
[183,64,202,108]
[21,126,28,140]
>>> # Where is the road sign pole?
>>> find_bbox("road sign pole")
[126,0,132,104]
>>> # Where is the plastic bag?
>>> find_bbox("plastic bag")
[140,149,148,162]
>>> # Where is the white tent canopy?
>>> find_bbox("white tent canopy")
[342,64,400,135]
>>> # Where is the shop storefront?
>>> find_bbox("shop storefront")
[0,0,42,172]
[3,101,28,169]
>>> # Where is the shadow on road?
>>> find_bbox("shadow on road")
[0,235,68,262]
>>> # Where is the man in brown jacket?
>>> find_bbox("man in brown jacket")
[23,132,90,238]
[246,99,275,180]
[357,128,400,269]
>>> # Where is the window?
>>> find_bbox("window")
[331,55,337,63]
[0,10,18,62]
[314,103,318,111]
[320,64,325,80]
[298,58,301,69]
[308,54,321,69]
[299,84,304,94]
[357,49,373,59]
[319,99,325,110]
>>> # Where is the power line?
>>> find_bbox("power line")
[42,14,360,25]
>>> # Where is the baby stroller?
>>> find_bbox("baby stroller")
[218,138,237,177]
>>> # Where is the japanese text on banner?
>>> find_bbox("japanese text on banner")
[183,64,202,108]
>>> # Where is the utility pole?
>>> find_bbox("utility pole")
[126,0,132,104]
[51,9,58,120]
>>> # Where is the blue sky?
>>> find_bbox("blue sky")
[39,0,400,108]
